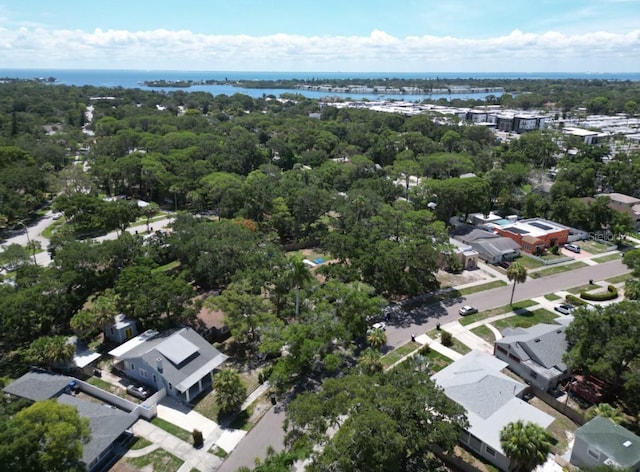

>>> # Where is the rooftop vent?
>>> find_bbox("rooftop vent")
[623,440,632,448]
[534,339,541,342]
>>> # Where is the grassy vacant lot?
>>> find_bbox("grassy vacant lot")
[470,325,496,344]
[529,261,588,279]
[151,417,192,443]
[580,240,616,254]
[492,308,558,331]
[125,448,183,472]
[381,341,420,369]
[458,300,537,326]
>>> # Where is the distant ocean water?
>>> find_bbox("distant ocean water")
[1,69,639,102]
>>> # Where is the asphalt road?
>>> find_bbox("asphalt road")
[384,259,629,348]
[216,258,631,471]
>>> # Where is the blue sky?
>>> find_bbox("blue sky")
[1,0,639,72]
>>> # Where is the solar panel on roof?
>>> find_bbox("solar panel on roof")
[529,222,553,231]
[507,227,529,234]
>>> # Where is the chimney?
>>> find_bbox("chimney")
[156,358,163,373]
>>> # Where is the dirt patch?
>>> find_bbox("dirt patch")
[436,268,492,288]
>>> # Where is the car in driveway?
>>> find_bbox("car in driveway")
[369,321,386,331]
[458,305,478,316]
[564,243,581,253]
[126,384,150,400]
[554,303,575,315]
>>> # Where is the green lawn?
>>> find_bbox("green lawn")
[41,219,65,239]
[566,283,600,295]
[193,390,221,421]
[151,260,181,273]
[458,300,537,326]
[517,255,546,270]
[544,293,561,301]
[130,437,153,450]
[125,448,183,472]
[212,446,228,458]
[470,325,496,344]
[492,308,558,330]
[448,337,472,355]
[457,280,507,296]
[381,341,420,369]
[423,349,454,371]
[606,273,633,284]
[529,261,588,279]
[592,253,622,263]
[151,417,192,443]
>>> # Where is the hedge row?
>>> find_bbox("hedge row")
[580,285,618,301]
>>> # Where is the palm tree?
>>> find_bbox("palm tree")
[285,255,314,316]
[624,278,640,300]
[141,202,160,233]
[586,403,624,423]
[506,261,528,306]
[367,328,387,351]
[358,348,383,374]
[500,420,554,472]
[214,369,246,416]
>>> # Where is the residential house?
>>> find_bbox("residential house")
[108,327,228,403]
[104,314,138,345]
[3,371,137,472]
[596,192,640,232]
[431,350,554,471]
[494,323,569,391]
[68,336,102,376]
[447,238,479,270]
[570,416,640,471]
[493,218,569,254]
[454,228,521,264]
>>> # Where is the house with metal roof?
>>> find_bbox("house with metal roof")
[571,416,640,470]
[109,327,228,403]
[431,350,554,471]
[494,323,570,391]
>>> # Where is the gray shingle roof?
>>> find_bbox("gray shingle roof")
[110,328,228,393]
[2,371,74,401]
[497,324,567,371]
[58,394,137,468]
[575,416,640,467]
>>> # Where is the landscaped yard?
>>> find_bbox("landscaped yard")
[423,348,454,372]
[129,436,153,450]
[492,308,558,330]
[458,300,537,326]
[517,255,547,270]
[124,448,184,472]
[528,261,588,279]
[544,293,561,301]
[566,282,600,295]
[381,341,420,369]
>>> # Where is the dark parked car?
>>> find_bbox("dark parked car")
[498,260,512,269]
[126,384,150,400]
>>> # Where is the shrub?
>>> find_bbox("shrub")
[192,429,204,449]
[440,330,453,347]
[580,285,618,301]
[566,294,586,306]
[550,245,560,255]
[418,344,431,355]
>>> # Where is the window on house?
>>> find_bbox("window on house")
[530,371,538,379]
[587,448,600,460]
[496,346,507,355]
[139,369,148,378]
[469,435,482,451]
[169,383,173,390]
[129,362,135,370]
[486,446,496,457]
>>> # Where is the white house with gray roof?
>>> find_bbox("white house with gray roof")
[494,323,569,391]
[431,350,554,471]
[109,327,228,403]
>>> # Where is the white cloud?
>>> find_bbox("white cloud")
[0,27,638,72]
